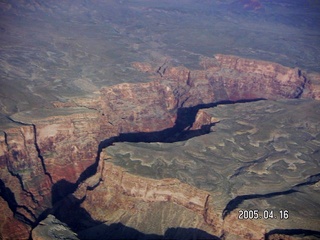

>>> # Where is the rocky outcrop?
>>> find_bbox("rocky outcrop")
[0,108,101,224]
[99,99,320,239]
[68,158,222,237]
[32,214,79,240]
[0,124,52,227]
[0,54,318,239]
[70,158,267,239]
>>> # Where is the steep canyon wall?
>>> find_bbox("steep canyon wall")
[0,54,319,239]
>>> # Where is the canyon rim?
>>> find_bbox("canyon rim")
[1,1,320,239]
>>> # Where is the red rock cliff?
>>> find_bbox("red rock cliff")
[0,54,318,239]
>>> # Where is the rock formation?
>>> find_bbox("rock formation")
[0,54,319,239]
[32,214,79,240]
[93,98,320,240]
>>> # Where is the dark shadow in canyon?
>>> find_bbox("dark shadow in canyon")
[0,179,35,226]
[51,179,78,205]
[46,98,265,237]
[265,229,320,239]
[222,172,320,219]
[76,98,266,187]
[78,222,221,240]
[222,189,298,219]
[53,196,220,240]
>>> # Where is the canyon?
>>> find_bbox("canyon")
[1,0,320,239]
[1,54,320,239]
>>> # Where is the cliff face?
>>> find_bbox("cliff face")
[63,155,268,239]
[0,54,319,239]
[92,99,320,239]
[70,159,222,238]
[0,109,102,238]
[0,196,31,239]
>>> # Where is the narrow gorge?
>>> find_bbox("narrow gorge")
[1,54,320,239]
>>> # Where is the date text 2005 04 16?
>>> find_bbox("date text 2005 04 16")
[238,209,289,220]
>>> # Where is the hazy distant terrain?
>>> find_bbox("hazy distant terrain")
[1,0,320,114]
[1,1,320,239]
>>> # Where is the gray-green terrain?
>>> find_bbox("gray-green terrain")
[106,99,320,232]
[1,0,320,239]
[1,0,320,115]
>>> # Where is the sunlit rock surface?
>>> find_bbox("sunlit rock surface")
[32,214,79,240]
[1,0,320,114]
[1,0,320,239]
[0,55,319,239]
[0,54,319,239]
[103,99,320,239]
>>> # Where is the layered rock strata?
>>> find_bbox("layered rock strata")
[0,54,319,239]
[32,214,79,240]
[101,99,320,239]
[70,158,221,239]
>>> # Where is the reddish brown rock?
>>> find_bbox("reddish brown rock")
[0,108,102,224]
[0,54,318,238]
[0,197,30,240]
[98,81,178,133]
[190,110,219,131]
[70,156,222,237]
[0,125,52,220]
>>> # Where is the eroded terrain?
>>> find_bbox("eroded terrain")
[1,0,320,114]
[1,53,319,239]
[103,99,320,238]
[1,0,320,239]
